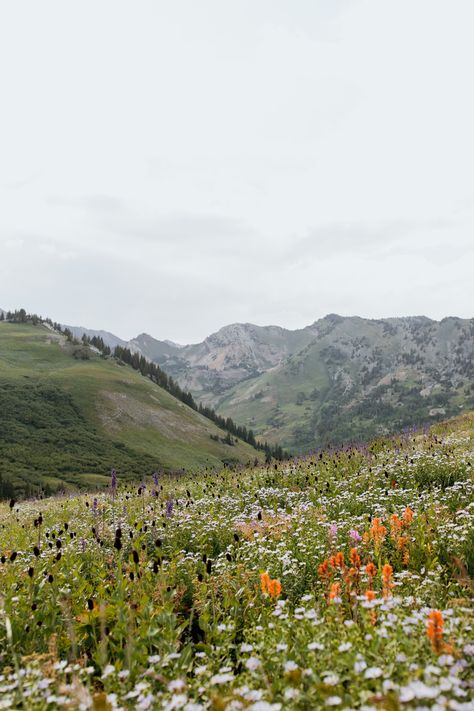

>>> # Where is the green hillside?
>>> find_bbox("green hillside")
[0,322,261,495]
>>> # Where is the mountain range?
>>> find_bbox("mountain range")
[67,314,474,452]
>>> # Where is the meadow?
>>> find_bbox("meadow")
[0,415,473,709]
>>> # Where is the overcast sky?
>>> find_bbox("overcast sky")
[0,1,473,343]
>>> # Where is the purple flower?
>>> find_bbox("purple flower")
[111,469,117,495]
[80,538,87,552]
[165,499,173,518]
[329,523,338,538]
[92,497,98,515]
[349,529,362,542]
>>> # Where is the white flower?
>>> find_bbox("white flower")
[168,679,186,691]
[354,660,367,673]
[338,642,352,652]
[284,688,299,700]
[163,695,188,710]
[240,643,254,653]
[210,673,234,685]
[248,703,281,711]
[276,643,288,652]
[326,697,342,707]
[245,657,261,672]
[322,673,339,686]
[308,642,324,651]
[101,664,115,679]
[194,665,207,676]
[284,661,298,672]
[148,655,161,664]
[364,667,383,679]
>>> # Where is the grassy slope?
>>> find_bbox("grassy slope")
[0,323,261,493]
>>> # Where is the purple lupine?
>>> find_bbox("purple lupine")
[165,499,174,518]
[152,472,159,497]
[92,497,98,515]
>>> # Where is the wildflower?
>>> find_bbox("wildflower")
[334,551,344,568]
[365,562,377,579]
[382,563,393,598]
[403,507,414,525]
[328,523,338,539]
[349,529,362,542]
[365,666,383,679]
[165,499,174,518]
[245,657,261,672]
[389,513,402,537]
[328,582,341,602]
[111,469,117,495]
[349,547,361,568]
[370,517,387,547]
[427,610,444,654]
[260,571,282,598]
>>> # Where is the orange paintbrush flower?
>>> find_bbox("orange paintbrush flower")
[260,572,271,594]
[260,571,282,599]
[370,517,387,546]
[350,547,361,569]
[334,551,345,568]
[382,563,393,598]
[390,514,402,537]
[365,561,377,578]
[403,507,414,526]
[328,582,341,601]
[427,609,444,653]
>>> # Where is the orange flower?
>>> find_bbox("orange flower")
[350,547,361,569]
[397,536,408,551]
[403,507,414,526]
[328,582,341,601]
[334,551,345,568]
[365,562,377,578]
[260,571,281,599]
[365,589,376,602]
[402,550,410,566]
[382,563,393,598]
[318,559,333,579]
[427,609,444,653]
[390,514,402,537]
[268,578,282,598]
[370,517,387,546]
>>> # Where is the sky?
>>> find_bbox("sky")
[0,0,473,344]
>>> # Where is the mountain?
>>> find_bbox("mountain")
[0,321,262,496]
[64,325,127,351]
[136,314,474,452]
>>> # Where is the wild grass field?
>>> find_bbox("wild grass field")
[0,415,473,709]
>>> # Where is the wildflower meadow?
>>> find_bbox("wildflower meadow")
[0,415,473,709]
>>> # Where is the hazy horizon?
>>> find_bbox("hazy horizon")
[1,1,473,342]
